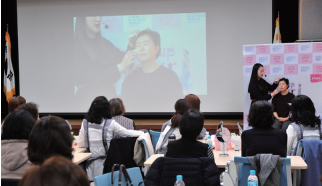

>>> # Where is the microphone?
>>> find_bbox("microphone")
[264,75,267,77]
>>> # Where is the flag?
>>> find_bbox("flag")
[273,13,281,43]
[3,27,16,102]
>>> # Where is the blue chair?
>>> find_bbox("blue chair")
[234,156,291,186]
[149,130,161,152]
[94,167,144,186]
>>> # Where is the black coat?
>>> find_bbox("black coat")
[144,157,220,186]
[166,138,209,158]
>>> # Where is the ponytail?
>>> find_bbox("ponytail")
[171,113,182,128]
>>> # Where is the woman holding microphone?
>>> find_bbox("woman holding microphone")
[248,63,280,105]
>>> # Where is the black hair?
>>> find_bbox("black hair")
[18,102,39,120]
[278,77,289,88]
[179,110,204,140]
[85,96,111,124]
[135,29,161,58]
[248,100,274,128]
[27,116,73,165]
[1,110,36,140]
[171,99,191,128]
[248,63,267,93]
[291,95,321,127]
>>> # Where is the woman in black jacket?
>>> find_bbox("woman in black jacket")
[248,63,280,105]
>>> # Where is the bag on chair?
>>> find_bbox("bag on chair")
[93,164,144,186]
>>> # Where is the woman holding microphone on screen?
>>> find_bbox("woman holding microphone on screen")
[248,63,280,105]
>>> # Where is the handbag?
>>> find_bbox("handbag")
[93,164,144,186]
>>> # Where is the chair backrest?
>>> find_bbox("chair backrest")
[103,137,138,174]
[94,167,144,186]
[234,156,291,186]
[149,130,161,151]
[1,179,20,186]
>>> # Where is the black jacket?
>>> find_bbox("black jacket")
[144,157,220,186]
[248,79,277,104]
[165,138,209,158]
[103,137,138,174]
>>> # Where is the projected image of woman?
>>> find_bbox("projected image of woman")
[121,29,183,97]
[248,63,280,105]
[180,49,191,95]
[74,16,138,99]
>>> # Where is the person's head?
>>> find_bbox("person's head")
[251,63,264,81]
[85,96,111,124]
[8,96,26,113]
[278,78,289,92]
[248,100,274,128]
[135,29,161,63]
[179,110,204,140]
[184,94,201,111]
[19,156,89,186]
[28,116,73,165]
[17,102,39,120]
[84,16,102,38]
[171,99,191,128]
[1,110,36,140]
[109,98,125,117]
[291,95,321,127]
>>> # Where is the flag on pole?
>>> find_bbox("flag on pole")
[3,26,16,102]
[273,12,281,43]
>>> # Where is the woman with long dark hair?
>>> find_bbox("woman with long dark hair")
[77,96,143,180]
[155,99,191,154]
[74,16,138,98]
[286,95,321,155]
[248,63,280,104]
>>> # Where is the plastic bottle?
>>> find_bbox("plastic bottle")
[205,131,210,143]
[174,175,185,186]
[235,135,241,151]
[206,136,212,149]
[247,170,258,186]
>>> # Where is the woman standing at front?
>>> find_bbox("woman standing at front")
[248,63,280,105]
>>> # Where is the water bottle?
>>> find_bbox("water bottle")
[205,131,210,143]
[174,175,185,186]
[206,136,212,149]
[168,134,176,142]
[235,135,241,151]
[247,170,258,186]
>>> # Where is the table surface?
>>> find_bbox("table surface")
[72,136,91,164]
[144,150,308,169]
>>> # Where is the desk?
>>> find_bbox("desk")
[144,150,308,169]
[72,135,91,164]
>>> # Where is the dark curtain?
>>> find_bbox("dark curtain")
[1,0,19,118]
[272,0,299,43]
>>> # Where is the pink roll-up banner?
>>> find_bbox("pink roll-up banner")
[242,42,322,129]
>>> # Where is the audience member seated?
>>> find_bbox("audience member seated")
[272,78,295,130]
[1,96,26,134]
[241,101,287,157]
[19,156,89,186]
[161,94,206,138]
[286,95,321,155]
[155,99,190,154]
[28,116,74,165]
[166,110,214,159]
[109,98,136,130]
[78,96,143,180]
[8,96,26,114]
[1,110,36,179]
[17,102,39,120]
